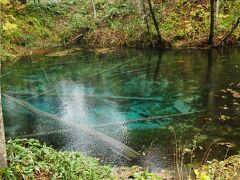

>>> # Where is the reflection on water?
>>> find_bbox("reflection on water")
[1,47,240,170]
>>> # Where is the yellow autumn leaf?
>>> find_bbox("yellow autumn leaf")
[194,169,211,180]
[2,20,17,32]
[0,0,10,5]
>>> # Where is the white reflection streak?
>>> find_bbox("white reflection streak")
[55,80,130,158]
[57,81,90,126]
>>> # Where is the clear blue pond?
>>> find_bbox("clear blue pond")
[1,47,240,170]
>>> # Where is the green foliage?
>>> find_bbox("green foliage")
[0,48,17,62]
[1,139,162,180]
[3,139,113,180]
[0,0,9,4]
[102,3,135,22]
[1,0,240,61]
[132,171,162,180]
[194,154,240,179]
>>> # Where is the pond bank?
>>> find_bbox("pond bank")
[1,139,162,179]
[2,139,240,179]
[1,0,239,62]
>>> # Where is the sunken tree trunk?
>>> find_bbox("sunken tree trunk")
[208,0,215,46]
[147,0,164,47]
[3,94,140,160]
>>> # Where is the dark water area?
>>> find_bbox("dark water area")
[1,47,240,171]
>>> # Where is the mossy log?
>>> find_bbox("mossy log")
[3,94,140,160]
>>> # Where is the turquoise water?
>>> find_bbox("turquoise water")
[1,47,240,170]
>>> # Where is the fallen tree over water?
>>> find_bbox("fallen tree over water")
[3,94,140,160]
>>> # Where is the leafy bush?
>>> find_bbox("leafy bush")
[0,139,163,179]
[2,139,113,180]
[194,155,240,179]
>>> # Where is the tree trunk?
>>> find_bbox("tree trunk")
[0,63,7,168]
[147,0,164,47]
[91,0,97,19]
[20,0,27,4]
[215,0,220,25]
[215,17,240,47]
[208,0,215,46]
[142,0,153,46]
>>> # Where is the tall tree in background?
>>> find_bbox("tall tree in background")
[215,0,220,25]
[208,0,215,46]
[147,0,164,47]
[141,0,153,46]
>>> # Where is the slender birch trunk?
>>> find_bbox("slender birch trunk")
[0,63,7,167]
[91,0,97,19]
[216,0,220,25]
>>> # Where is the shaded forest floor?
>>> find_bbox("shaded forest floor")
[1,0,240,62]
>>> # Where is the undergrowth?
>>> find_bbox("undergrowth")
[0,139,161,180]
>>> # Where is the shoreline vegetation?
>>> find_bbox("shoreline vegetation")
[1,0,240,179]
[1,0,239,62]
[1,139,240,179]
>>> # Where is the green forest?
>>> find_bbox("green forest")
[0,0,240,179]
[1,0,240,61]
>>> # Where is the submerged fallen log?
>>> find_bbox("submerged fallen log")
[0,70,13,79]
[87,95,164,102]
[25,89,56,101]
[3,94,140,160]
[111,67,148,77]
[83,56,141,80]
[93,111,204,129]
[41,67,50,83]
[7,91,164,102]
